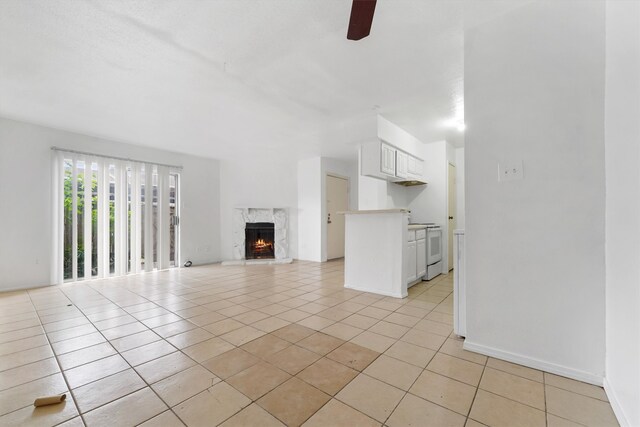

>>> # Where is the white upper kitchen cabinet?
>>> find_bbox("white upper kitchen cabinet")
[396,151,409,179]
[381,143,396,176]
[360,140,424,182]
[361,141,395,179]
[407,156,424,179]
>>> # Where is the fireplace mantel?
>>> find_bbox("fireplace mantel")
[230,208,289,261]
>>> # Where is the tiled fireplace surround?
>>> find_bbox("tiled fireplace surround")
[230,208,291,263]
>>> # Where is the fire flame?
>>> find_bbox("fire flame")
[254,239,273,250]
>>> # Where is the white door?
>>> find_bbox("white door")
[448,163,457,271]
[327,175,349,260]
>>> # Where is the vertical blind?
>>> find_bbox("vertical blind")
[51,149,180,284]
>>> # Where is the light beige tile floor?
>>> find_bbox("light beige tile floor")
[0,260,619,427]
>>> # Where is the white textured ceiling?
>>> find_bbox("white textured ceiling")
[0,0,472,160]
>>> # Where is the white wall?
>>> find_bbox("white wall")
[604,1,640,425]
[377,115,421,154]
[357,169,408,210]
[297,156,358,262]
[219,157,298,261]
[464,1,606,383]
[0,117,221,291]
[455,147,465,230]
[297,157,322,262]
[321,157,358,261]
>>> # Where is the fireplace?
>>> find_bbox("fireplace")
[245,222,275,259]
[224,208,290,265]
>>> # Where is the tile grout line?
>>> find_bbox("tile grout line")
[544,370,548,427]
[0,343,53,370]
[25,290,86,427]
[380,307,457,426]
[466,364,489,424]
[0,372,62,413]
[477,368,558,414]
[54,284,198,426]
[216,332,384,426]
[6,266,601,427]
[59,270,359,425]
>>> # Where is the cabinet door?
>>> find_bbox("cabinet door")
[407,156,417,175]
[380,143,396,176]
[414,158,424,177]
[408,156,424,179]
[406,240,417,283]
[416,238,426,278]
[396,151,408,178]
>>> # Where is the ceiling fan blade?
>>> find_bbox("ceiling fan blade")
[347,0,377,41]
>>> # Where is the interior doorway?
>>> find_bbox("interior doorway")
[448,163,457,271]
[326,175,349,260]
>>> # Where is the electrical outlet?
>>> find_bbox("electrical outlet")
[498,160,524,182]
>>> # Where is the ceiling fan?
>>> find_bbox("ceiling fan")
[347,0,377,40]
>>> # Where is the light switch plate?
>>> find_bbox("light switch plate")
[498,160,524,181]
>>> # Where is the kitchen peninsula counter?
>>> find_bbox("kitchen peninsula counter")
[340,209,410,298]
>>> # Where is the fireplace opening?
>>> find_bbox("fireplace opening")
[245,222,275,259]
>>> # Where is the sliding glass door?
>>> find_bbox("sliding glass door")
[62,159,98,280]
[54,152,180,283]
[169,173,179,268]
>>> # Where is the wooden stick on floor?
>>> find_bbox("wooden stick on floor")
[33,394,66,407]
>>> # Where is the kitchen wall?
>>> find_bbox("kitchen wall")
[464,0,606,383]
[0,117,221,291]
[604,1,640,425]
[357,172,407,210]
[219,157,299,261]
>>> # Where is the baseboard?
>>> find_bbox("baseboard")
[603,378,632,427]
[0,282,54,293]
[463,340,604,386]
[407,278,423,289]
[344,283,406,299]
